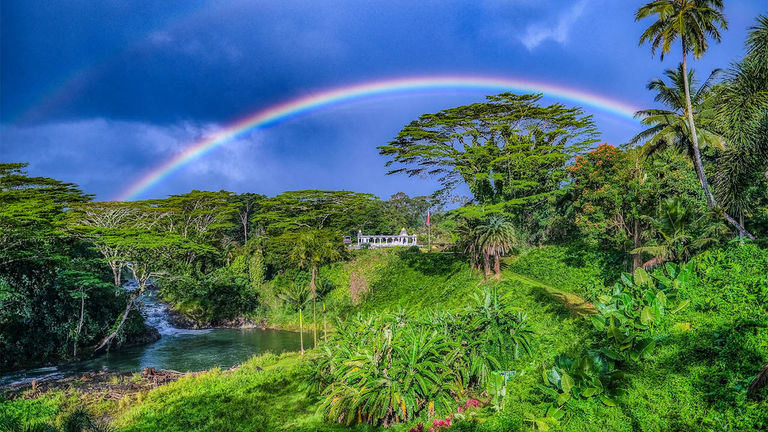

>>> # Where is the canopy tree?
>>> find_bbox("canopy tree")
[254,190,387,236]
[66,201,154,286]
[89,208,207,352]
[379,93,599,207]
[0,163,91,266]
[229,192,266,244]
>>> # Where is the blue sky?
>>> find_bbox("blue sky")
[1,0,765,201]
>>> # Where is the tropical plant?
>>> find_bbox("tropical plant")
[631,64,725,157]
[591,266,691,362]
[476,216,518,278]
[541,351,619,409]
[635,0,753,238]
[456,215,518,278]
[713,15,768,232]
[310,289,536,426]
[289,228,344,346]
[278,280,311,354]
[315,315,458,426]
[631,197,725,269]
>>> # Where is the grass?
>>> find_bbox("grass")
[8,245,768,431]
[113,353,353,432]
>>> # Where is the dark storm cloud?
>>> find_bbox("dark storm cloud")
[3,0,660,125]
[2,0,766,200]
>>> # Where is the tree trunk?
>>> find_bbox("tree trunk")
[493,254,501,279]
[241,213,248,243]
[75,291,85,357]
[483,251,491,279]
[323,301,327,343]
[299,308,304,355]
[311,267,318,347]
[681,49,755,240]
[94,291,138,352]
[632,218,643,271]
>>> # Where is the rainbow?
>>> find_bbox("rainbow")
[114,75,642,201]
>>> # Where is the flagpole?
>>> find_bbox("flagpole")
[427,209,431,253]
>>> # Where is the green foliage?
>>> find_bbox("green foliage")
[566,144,704,264]
[592,265,690,363]
[254,190,389,237]
[542,351,619,408]
[311,289,536,426]
[633,197,727,267]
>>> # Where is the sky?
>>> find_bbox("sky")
[1,0,765,201]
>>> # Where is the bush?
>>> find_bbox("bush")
[310,289,534,427]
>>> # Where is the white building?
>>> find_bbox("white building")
[357,228,419,248]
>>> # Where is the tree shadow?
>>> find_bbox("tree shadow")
[621,318,768,428]
[396,249,465,277]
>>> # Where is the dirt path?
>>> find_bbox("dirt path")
[504,272,598,316]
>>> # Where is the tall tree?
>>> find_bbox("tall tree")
[66,201,148,286]
[631,65,725,157]
[379,93,598,207]
[289,229,344,346]
[476,216,518,278]
[635,0,753,238]
[712,15,768,234]
[255,190,384,236]
[230,192,266,244]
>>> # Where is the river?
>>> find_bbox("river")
[0,291,310,387]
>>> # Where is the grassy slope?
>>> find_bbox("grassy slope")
[108,249,596,432]
[114,353,352,432]
[9,246,768,431]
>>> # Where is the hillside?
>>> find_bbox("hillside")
[4,245,768,431]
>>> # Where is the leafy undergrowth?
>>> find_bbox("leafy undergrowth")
[10,245,768,431]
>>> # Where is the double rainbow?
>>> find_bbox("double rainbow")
[114,75,641,201]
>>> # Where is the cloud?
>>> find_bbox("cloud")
[519,0,588,50]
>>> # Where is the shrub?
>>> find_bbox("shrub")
[310,289,535,427]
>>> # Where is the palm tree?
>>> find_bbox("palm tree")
[476,216,518,279]
[279,280,311,354]
[635,1,753,239]
[631,197,724,269]
[290,229,343,346]
[713,15,768,234]
[631,64,725,158]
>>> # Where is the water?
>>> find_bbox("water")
[0,291,311,387]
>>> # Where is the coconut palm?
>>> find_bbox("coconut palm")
[476,215,518,279]
[290,229,344,346]
[631,197,725,269]
[631,64,725,158]
[635,1,753,239]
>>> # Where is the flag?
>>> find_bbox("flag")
[426,210,430,227]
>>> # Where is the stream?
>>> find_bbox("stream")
[0,291,310,387]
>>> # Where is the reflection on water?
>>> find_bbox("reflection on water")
[0,291,311,387]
